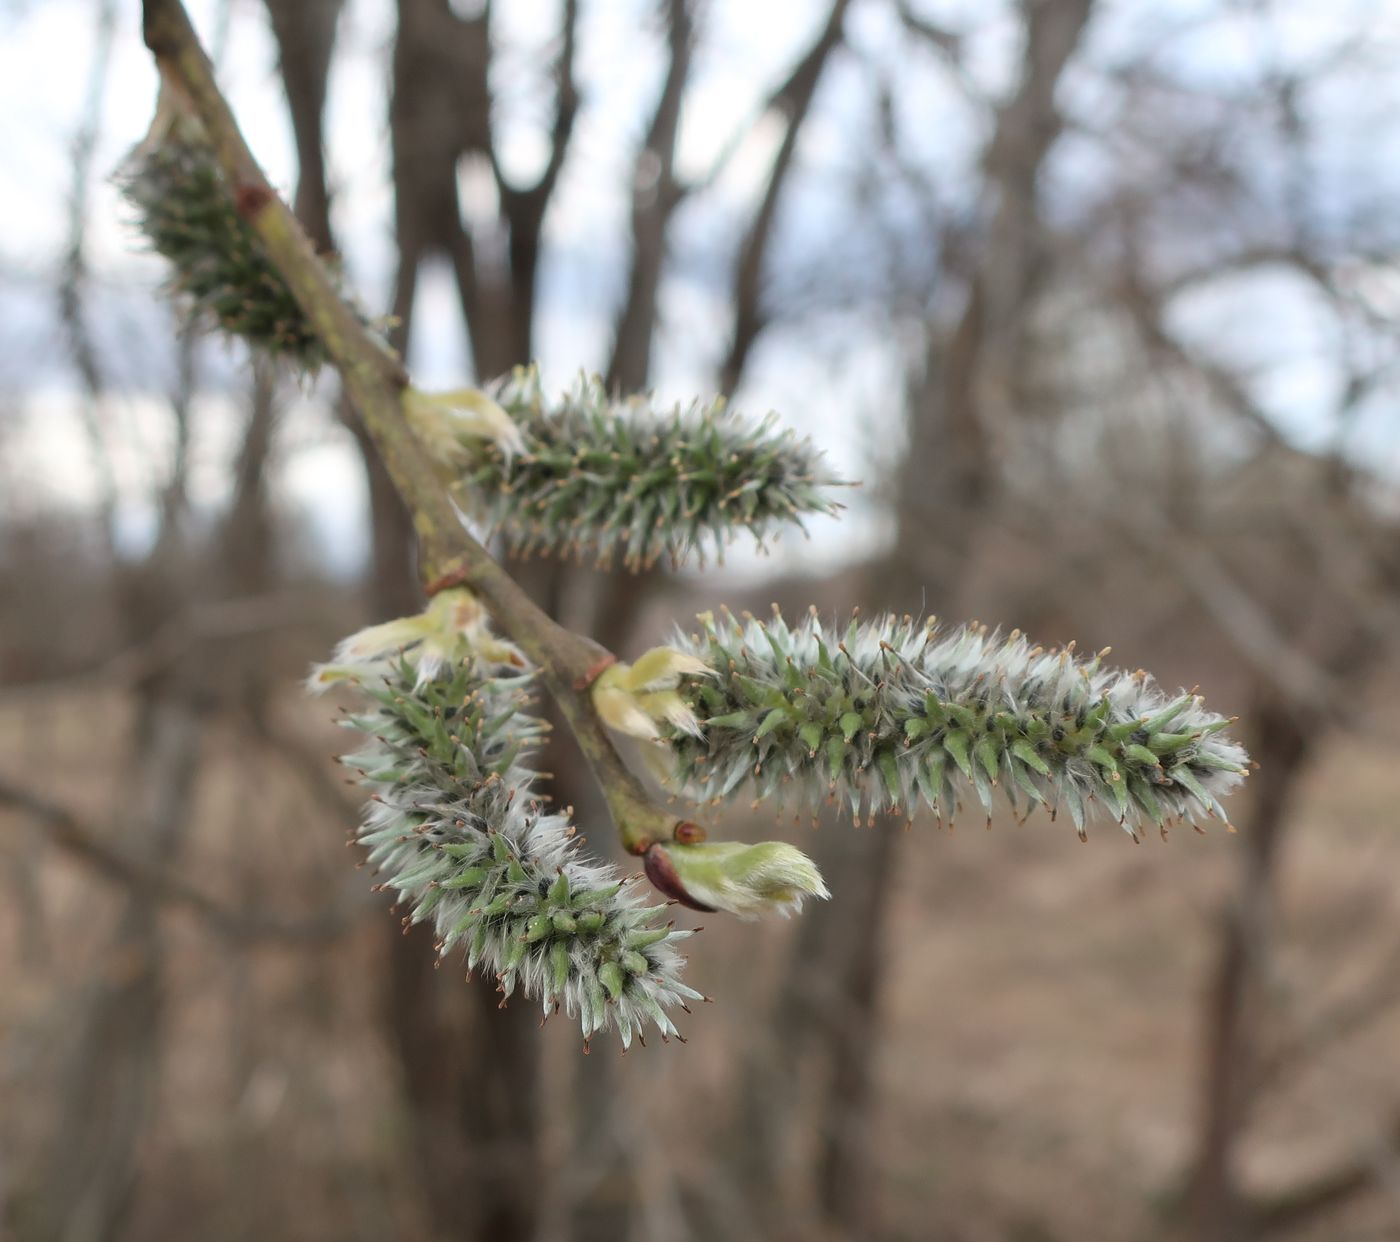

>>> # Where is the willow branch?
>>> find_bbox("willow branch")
[140,0,676,855]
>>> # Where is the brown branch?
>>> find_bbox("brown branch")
[1119,509,1342,719]
[498,0,580,208]
[606,0,695,393]
[262,0,343,254]
[0,776,355,943]
[719,0,852,394]
[58,0,120,547]
[0,589,319,704]
[140,0,678,856]
[1246,1112,1400,1235]
[1119,263,1287,446]
[493,0,582,364]
[1248,938,1400,1106]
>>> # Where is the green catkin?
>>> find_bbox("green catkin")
[662,610,1250,841]
[119,102,366,370]
[312,638,699,1048]
[458,366,845,570]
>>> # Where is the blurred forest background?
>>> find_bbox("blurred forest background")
[3,0,1400,1239]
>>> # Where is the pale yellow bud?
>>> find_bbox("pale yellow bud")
[621,646,713,693]
[593,649,713,740]
[307,587,524,691]
[637,689,702,737]
[593,680,661,740]
[403,386,527,464]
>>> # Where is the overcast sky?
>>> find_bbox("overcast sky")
[2,0,1397,572]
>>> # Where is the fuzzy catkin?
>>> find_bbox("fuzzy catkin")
[321,650,700,1047]
[662,610,1249,839]
[119,105,356,369]
[460,367,843,570]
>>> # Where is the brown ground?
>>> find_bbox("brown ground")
[3,677,1399,1241]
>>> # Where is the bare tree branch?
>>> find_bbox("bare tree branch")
[493,0,582,365]
[607,0,695,393]
[57,0,120,547]
[1118,263,1288,446]
[262,0,344,254]
[0,589,323,704]
[1249,938,1400,1106]
[0,776,357,943]
[719,0,852,394]
[1119,510,1341,719]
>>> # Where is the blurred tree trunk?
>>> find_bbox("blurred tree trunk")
[1188,695,1309,1241]
[27,688,203,1242]
[23,31,213,1228]
[733,4,1096,1234]
[562,7,696,1235]
[1179,505,1398,1239]
[219,363,279,730]
[1181,542,1395,1239]
[23,324,284,1240]
[24,540,202,1240]
[262,0,340,255]
[267,3,545,1238]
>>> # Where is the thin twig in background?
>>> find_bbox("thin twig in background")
[0,776,362,943]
